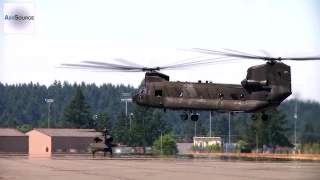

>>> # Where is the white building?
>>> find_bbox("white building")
[193,137,222,147]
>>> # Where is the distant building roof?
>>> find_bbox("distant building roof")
[0,128,28,136]
[31,128,101,137]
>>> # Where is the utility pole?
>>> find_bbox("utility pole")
[228,112,231,144]
[121,93,132,116]
[294,99,298,147]
[45,99,54,128]
[194,121,197,137]
[209,111,212,137]
[121,93,132,129]
[158,130,163,156]
[184,134,187,153]
[255,130,258,153]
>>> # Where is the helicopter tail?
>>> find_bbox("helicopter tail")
[244,62,292,103]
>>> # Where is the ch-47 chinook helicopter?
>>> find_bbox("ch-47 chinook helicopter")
[58,48,320,122]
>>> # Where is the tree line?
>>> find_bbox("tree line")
[0,80,319,150]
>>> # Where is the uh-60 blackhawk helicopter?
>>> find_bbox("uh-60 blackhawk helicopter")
[58,48,320,122]
[89,128,118,157]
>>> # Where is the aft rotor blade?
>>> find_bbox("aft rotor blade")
[187,48,265,60]
[161,57,245,70]
[222,48,262,58]
[161,59,245,71]
[182,48,320,62]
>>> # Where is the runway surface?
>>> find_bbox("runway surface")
[0,156,319,180]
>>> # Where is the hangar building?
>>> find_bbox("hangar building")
[26,128,101,155]
[0,128,29,153]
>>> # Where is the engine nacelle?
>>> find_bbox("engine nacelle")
[241,79,268,87]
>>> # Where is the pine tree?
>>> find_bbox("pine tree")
[62,87,93,128]
[300,120,317,144]
[94,110,111,130]
[129,104,154,148]
[243,108,293,151]
[145,109,170,145]
[111,109,130,145]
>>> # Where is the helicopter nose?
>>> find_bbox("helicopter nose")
[132,94,139,103]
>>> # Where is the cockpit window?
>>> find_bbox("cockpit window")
[140,87,146,94]
[139,84,147,94]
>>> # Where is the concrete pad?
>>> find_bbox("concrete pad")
[0,156,319,180]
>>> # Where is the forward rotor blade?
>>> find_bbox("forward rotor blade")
[58,63,119,69]
[90,69,144,72]
[114,58,144,68]
[161,56,238,69]
[80,61,142,70]
[57,58,147,71]
[162,55,208,67]
[259,50,272,57]
[57,65,144,73]
[279,56,320,61]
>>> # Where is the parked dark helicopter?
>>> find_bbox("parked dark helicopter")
[90,128,118,157]
[58,48,320,122]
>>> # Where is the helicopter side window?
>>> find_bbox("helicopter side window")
[155,90,162,97]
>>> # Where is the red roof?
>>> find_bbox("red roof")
[32,128,101,137]
[0,128,28,136]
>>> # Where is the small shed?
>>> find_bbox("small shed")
[26,128,101,155]
[0,128,29,153]
[193,137,222,147]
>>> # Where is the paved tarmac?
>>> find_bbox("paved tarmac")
[0,156,319,180]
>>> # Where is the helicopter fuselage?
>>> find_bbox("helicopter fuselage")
[134,82,280,112]
[132,62,292,120]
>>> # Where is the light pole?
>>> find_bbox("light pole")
[129,113,133,130]
[158,130,163,156]
[294,99,298,147]
[45,99,54,128]
[93,114,98,126]
[121,93,132,116]
[209,111,212,137]
[228,112,231,144]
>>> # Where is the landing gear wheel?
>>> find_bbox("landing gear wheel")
[251,114,258,120]
[261,114,268,121]
[191,114,199,121]
[180,113,188,120]
[92,151,95,157]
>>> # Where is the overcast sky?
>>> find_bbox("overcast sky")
[1,0,320,102]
